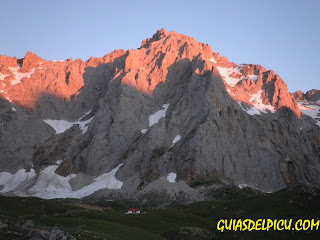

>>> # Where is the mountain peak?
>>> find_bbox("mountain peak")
[20,51,43,72]
[154,28,168,37]
[141,28,180,47]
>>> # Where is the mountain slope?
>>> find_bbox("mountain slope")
[0,29,319,200]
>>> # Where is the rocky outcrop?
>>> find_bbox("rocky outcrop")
[0,29,319,200]
[306,89,320,102]
[292,90,305,101]
[293,89,320,103]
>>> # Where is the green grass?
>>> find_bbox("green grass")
[1,186,320,239]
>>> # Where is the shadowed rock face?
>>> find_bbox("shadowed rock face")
[0,29,319,198]
[293,89,320,103]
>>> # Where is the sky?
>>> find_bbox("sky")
[1,0,319,92]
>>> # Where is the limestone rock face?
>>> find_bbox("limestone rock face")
[0,29,319,199]
[293,89,320,103]
[305,89,320,102]
[293,90,305,101]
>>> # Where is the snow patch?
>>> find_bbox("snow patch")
[167,172,177,183]
[248,75,259,81]
[141,129,147,134]
[209,58,217,63]
[11,107,17,112]
[84,109,92,115]
[43,112,94,134]
[0,169,36,193]
[0,73,10,81]
[149,104,170,127]
[237,102,261,116]
[77,117,94,134]
[237,91,275,116]
[38,62,43,70]
[43,120,74,134]
[249,90,275,113]
[172,135,181,145]
[298,103,320,126]
[216,66,246,87]
[238,184,271,193]
[245,106,261,115]
[141,104,170,133]
[27,162,76,198]
[58,163,123,199]
[0,163,124,199]
[5,96,12,102]
[8,67,36,85]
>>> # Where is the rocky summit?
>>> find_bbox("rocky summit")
[0,29,319,202]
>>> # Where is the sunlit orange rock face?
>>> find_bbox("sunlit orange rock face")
[0,28,301,117]
[0,50,126,108]
[121,28,225,94]
[232,65,301,117]
[292,90,305,101]
[0,53,83,107]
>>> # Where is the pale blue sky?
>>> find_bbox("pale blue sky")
[1,0,319,92]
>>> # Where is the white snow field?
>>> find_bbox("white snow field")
[248,90,275,113]
[0,161,123,199]
[216,66,247,87]
[298,103,320,126]
[237,90,275,116]
[43,111,94,134]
